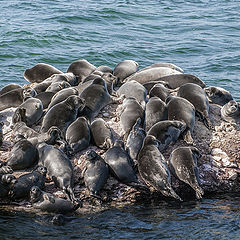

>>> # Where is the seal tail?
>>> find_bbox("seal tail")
[163,187,183,202]
[202,110,213,130]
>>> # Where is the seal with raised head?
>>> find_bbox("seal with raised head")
[90,118,113,150]
[137,135,182,201]
[169,146,204,199]
[177,83,212,129]
[0,83,22,96]
[41,95,85,136]
[0,87,37,111]
[117,80,147,108]
[24,63,63,83]
[37,143,78,203]
[205,86,233,106]
[65,117,90,154]
[0,174,17,199]
[10,166,47,200]
[145,97,168,132]
[167,96,195,144]
[30,186,79,214]
[221,100,240,124]
[147,120,186,151]
[6,136,38,170]
[82,150,109,198]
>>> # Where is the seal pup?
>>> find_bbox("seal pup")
[65,117,91,154]
[117,80,147,108]
[138,62,184,73]
[37,143,78,203]
[167,96,195,144]
[41,95,85,136]
[126,118,146,164]
[0,87,37,111]
[90,118,113,150]
[0,122,3,147]
[82,150,109,199]
[10,166,47,200]
[104,140,142,187]
[0,174,17,199]
[6,136,38,170]
[113,60,139,85]
[205,86,233,106]
[118,97,145,140]
[0,83,22,96]
[24,63,63,83]
[145,97,168,132]
[147,120,186,151]
[177,83,212,129]
[30,186,79,214]
[221,100,240,124]
[67,59,96,83]
[149,83,172,102]
[137,135,182,201]
[169,146,204,199]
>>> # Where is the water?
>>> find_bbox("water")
[1,0,240,238]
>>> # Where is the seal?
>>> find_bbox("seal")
[67,59,96,83]
[0,174,17,199]
[46,72,78,86]
[149,83,172,102]
[90,118,113,149]
[221,100,240,124]
[113,60,139,85]
[65,117,90,154]
[205,86,233,106]
[12,97,43,127]
[0,86,37,111]
[33,81,52,93]
[6,136,38,170]
[104,140,142,187]
[82,150,109,198]
[24,63,63,83]
[147,120,186,151]
[101,72,118,95]
[145,97,168,132]
[167,96,195,144]
[126,118,146,164]
[79,77,113,122]
[37,143,78,203]
[41,95,85,136]
[169,146,204,199]
[45,81,71,93]
[143,80,170,93]
[35,92,55,109]
[0,83,22,96]
[0,122,3,147]
[177,83,212,129]
[30,186,79,214]
[138,62,184,73]
[95,65,113,74]
[12,121,39,139]
[118,97,145,140]
[137,135,182,201]
[117,80,147,108]
[10,166,47,200]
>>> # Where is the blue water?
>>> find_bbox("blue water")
[1,0,240,239]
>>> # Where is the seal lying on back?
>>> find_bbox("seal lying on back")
[0,83,22,96]
[169,146,204,199]
[138,135,182,201]
[41,95,85,136]
[221,100,240,124]
[30,186,79,214]
[82,150,109,198]
[10,166,47,200]
[24,63,63,83]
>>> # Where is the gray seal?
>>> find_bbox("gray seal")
[147,120,186,151]
[167,96,195,144]
[41,95,85,136]
[65,117,90,154]
[113,60,139,85]
[0,83,22,96]
[0,87,37,111]
[117,80,147,108]
[90,118,113,149]
[24,63,63,83]
[82,150,109,198]
[10,166,47,200]
[145,97,168,132]
[221,100,240,124]
[169,146,204,199]
[177,83,212,129]
[0,174,17,199]
[137,135,182,201]
[30,186,79,214]
[205,86,233,106]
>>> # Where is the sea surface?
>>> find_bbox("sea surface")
[0,0,240,239]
